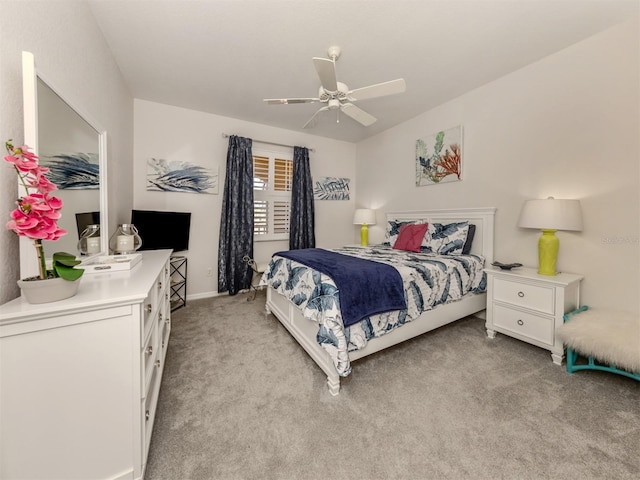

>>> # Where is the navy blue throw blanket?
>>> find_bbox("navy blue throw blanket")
[275,248,406,327]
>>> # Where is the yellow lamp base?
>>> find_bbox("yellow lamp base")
[538,229,559,276]
[360,224,369,246]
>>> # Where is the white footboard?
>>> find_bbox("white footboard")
[266,285,486,395]
[266,286,341,395]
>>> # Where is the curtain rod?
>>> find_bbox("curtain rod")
[221,133,315,153]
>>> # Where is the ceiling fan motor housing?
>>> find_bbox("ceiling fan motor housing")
[318,82,349,101]
[327,45,341,61]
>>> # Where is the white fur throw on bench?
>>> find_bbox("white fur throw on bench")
[557,309,640,373]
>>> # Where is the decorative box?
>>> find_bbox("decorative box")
[80,253,143,274]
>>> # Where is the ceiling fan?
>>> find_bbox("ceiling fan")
[264,46,406,129]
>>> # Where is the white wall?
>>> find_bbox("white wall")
[134,99,356,298]
[0,0,133,304]
[356,19,639,313]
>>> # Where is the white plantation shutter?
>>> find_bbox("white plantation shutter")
[254,200,268,235]
[274,158,293,192]
[273,200,290,234]
[253,152,293,240]
[253,156,269,191]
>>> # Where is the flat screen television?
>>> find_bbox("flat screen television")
[131,210,191,252]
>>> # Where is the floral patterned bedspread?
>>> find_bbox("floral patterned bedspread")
[259,245,486,377]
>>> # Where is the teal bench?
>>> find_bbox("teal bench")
[557,306,640,381]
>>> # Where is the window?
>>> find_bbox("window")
[253,152,293,241]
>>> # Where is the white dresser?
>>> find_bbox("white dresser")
[0,249,172,480]
[485,266,583,365]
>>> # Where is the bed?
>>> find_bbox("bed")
[261,207,496,395]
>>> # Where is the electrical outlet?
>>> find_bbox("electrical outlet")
[206,267,213,277]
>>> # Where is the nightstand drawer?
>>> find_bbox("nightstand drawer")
[493,278,554,314]
[493,304,553,345]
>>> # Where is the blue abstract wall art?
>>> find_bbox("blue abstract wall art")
[313,176,350,200]
[147,158,219,194]
[41,152,99,190]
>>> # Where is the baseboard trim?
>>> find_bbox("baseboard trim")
[187,291,223,301]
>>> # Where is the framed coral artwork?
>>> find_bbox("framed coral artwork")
[416,125,462,186]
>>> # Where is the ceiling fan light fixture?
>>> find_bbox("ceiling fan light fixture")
[263,45,405,129]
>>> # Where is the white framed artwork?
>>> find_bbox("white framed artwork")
[416,125,463,186]
[147,158,218,194]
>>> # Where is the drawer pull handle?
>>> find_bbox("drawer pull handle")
[158,281,163,290]
[166,318,171,324]
[146,345,153,355]
[517,291,525,298]
[517,319,524,326]
[145,410,150,421]
[146,304,152,313]
[159,313,163,321]
[155,360,161,368]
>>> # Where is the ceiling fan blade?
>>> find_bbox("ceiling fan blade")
[303,106,329,129]
[264,97,320,105]
[312,57,338,92]
[341,103,377,126]
[348,78,406,101]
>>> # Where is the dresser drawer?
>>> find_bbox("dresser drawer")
[492,304,554,345]
[143,361,161,459]
[493,278,554,314]
[142,287,157,340]
[160,310,171,355]
[142,326,157,397]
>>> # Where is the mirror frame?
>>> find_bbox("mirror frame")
[20,51,108,278]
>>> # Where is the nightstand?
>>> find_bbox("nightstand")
[484,267,583,365]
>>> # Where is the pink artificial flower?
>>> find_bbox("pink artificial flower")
[44,195,63,210]
[16,145,38,160]
[4,152,39,172]
[27,169,57,194]
[5,140,67,243]
[5,139,71,279]
[7,209,49,240]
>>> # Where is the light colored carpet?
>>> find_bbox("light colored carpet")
[145,291,639,480]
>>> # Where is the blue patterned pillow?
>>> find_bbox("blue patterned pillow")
[425,221,470,255]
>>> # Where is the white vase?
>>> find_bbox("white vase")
[17,277,81,304]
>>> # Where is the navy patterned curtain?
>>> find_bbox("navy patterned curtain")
[218,135,254,295]
[289,146,315,250]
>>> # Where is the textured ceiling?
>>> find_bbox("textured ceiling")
[88,0,639,143]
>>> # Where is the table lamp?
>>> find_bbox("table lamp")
[353,209,376,246]
[517,197,583,275]
[109,224,142,255]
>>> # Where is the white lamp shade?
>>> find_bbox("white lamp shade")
[353,209,376,225]
[518,198,583,231]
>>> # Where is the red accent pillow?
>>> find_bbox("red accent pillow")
[393,223,429,252]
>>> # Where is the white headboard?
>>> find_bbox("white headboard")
[385,207,496,263]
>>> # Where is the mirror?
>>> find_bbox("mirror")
[20,51,108,278]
